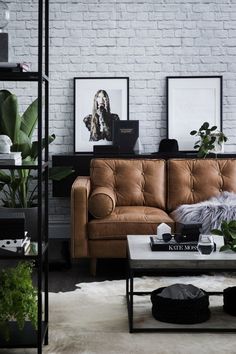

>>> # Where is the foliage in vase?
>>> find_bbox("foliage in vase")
[190,122,228,158]
[211,220,236,252]
[0,261,37,341]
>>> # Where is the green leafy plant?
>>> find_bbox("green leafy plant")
[0,261,37,341]
[0,89,73,207]
[190,122,228,158]
[211,220,236,252]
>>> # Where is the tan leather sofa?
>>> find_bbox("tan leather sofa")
[71,158,236,274]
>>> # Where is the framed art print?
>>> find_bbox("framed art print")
[74,77,129,152]
[167,76,222,151]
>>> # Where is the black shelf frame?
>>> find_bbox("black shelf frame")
[0,1,49,353]
[0,162,49,170]
[0,72,49,81]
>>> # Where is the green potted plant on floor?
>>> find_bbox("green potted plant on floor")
[0,261,37,341]
[211,220,236,252]
[190,122,228,158]
[0,89,73,237]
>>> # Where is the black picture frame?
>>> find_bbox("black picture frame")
[167,76,223,151]
[74,77,129,153]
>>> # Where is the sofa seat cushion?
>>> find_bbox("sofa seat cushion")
[88,206,174,240]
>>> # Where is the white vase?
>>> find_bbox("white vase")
[133,137,144,154]
[213,141,224,154]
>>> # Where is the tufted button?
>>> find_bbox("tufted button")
[219,188,223,192]
[191,188,194,192]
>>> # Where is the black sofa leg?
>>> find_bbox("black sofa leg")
[90,258,97,276]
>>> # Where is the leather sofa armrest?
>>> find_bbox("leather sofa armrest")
[71,176,91,258]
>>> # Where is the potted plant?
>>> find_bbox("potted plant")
[0,89,73,238]
[0,261,37,341]
[211,220,236,252]
[190,122,228,158]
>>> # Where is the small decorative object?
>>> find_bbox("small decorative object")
[190,122,228,158]
[0,134,12,153]
[156,223,171,240]
[0,1,10,62]
[197,234,215,255]
[133,137,144,154]
[223,287,236,316]
[151,284,210,324]
[211,220,236,252]
[74,77,129,152]
[175,222,202,242]
[158,138,179,153]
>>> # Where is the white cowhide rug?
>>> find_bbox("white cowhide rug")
[3,274,236,354]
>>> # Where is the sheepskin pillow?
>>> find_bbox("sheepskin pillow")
[171,192,236,234]
[88,187,116,218]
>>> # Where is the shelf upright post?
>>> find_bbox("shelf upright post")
[37,0,43,353]
[44,0,49,346]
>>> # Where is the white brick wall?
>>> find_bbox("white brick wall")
[3,0,236,229]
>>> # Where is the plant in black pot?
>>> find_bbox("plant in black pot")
[0,261,37,341]
[190,122,228,158]
[0,89,73,238]
[211,220,236,252]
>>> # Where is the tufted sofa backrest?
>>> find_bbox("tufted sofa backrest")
[90,158,166,209]
[167,159,236,211]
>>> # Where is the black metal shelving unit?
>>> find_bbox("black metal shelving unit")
[0,1,49,353]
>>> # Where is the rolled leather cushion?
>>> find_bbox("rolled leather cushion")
[88,187,116,218]
[151,284,210,324]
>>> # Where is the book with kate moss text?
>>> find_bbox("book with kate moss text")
[150,237,216,252]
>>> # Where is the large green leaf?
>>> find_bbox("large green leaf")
[211,229,223,236]
[220,244,231,252]
[11,130,31,159]
[0,94,21,143]
[49,166,74,181]
[229,220,236,228]
[229,231,236,239]
[0,90,12,133]
[20,98,38,140]
[30,134,56,159]
[0,171,11,184]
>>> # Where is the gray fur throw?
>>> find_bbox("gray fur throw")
[171,192,236,234]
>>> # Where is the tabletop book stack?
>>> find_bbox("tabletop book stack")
[150,236,216,252]
[0,212,30,256]
[0,62,30,72]
[0,233,31,255]
[0,152,22,165]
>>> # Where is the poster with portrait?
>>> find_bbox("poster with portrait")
[74,77,129,152]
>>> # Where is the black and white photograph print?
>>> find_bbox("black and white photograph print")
[74,77,129,152]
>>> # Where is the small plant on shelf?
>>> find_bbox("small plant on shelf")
[211,220,236,252]
[0,261,37,341]
[190,121,228,158]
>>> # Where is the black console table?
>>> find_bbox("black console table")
[52,152,236,197]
